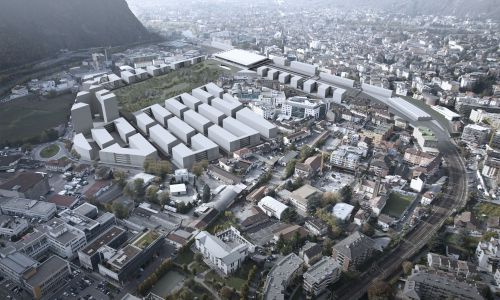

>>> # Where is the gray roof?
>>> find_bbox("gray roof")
[303,257,340,284]
[332,231,376,260]
[25,255,68,287]
[0,252,38,276]
[263,253,304,300]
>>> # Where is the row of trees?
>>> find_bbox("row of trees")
[137,258,174,295]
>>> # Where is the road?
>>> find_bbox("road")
[333,95,469,299]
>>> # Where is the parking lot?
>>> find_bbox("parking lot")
[54,268,121,300]
[313,170,355,193]
[246,220,289,246]
[0,278,32,300]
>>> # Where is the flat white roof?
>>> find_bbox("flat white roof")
[431,105,461,118]
[332,203,355,220]
[91,128,114,148]
[73,133,92,151]
[215,49,267,67]
[258,196,288,217]
[114,117,136,134]
[386,98,431,120]
[135,112,155,126]
[170,184,187,194]
[71,102,89,110]
[191,133,218,151]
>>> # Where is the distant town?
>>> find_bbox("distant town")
[0,2,499,300]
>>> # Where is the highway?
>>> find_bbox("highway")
[333,94,468,300]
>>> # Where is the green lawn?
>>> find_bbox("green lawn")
[477,202,500,217]
[40,144,60,158]
[174,249,194,265]
[114,59,241,113]
[0,94,73,145]
[382,192,414,218]
[204,260,254,290]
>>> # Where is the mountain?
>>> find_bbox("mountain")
[329,0,500,19]
[0,0,155,70]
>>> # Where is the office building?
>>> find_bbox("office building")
[0,215,29,238]
[171,134,219,169]
[258,196,289,220]
[192,87,215,105]
[289,184,322,214]
[183,110,213,135]
[98,230,164,283]
[461,124,491,145]
[135,112,156,135]
[236,107,278,139]
[413,127,439,153]
[149,103,173,126]
[330,148,360,171]
[303,257,341,297]
[149,124,180,156]
[332,231,377,271]
[0,252,38,284]
[24,255,71,300]
[0,197,56,221]
[167,116,196,145]
[78,226,127,270]
[195,226,254,275]
[0,172,50,200]
[114,117,136,144]
[402,268,482,300]
[165,98,189,119]
[263,253,304,300]
[282,97,326,119]
[71,103,93,134]
[211,97,243,118]
[99,133,158,167]
[96,89,119,123]
[214,49,269,69]
[180,93,202,111]
[72,133,98,161]
[199,103,226,126]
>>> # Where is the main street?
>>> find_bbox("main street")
[333,94,469,299]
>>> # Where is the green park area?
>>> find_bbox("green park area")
[39,143,60,158]
[114,59,241,113]
[0,94,73,146]
[477,202,500,217]
[382,192,415,219]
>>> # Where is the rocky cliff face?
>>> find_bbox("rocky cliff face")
[0,0,155,70]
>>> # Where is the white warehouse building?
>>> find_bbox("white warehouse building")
[258,196,289,220]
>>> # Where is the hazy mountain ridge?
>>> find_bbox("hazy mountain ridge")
[0,0,154,70]
[331,0,500,19]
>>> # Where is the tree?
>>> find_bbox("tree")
[158,191,169,207]
[202,184,211,202]
[322,192,340,206]
[281,207,298,223]
[113,170,128,188]
[299,145,314,162]
[307,194,322,215]
[144,159,171,179]
[283,159,297,179]
[220,286,233,300]
[361,223,375,237]
[482,231,498,241]
[240,283,249,300]
[145,185,159,204]
[21,143,33,152]
[367,280,394,300]
[192,163,204,177]
[402,261,413,275]
[340,185,353,203]
[133,178,145,200]
[112,201,128,219]
[194,252,203,263]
